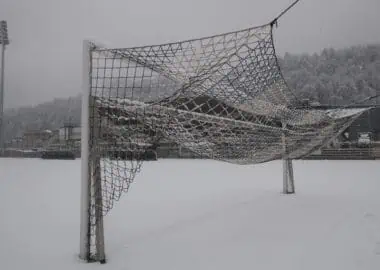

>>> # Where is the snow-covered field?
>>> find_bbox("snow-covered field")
[1,158,380,270]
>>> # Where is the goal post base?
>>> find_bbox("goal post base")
[77,255,107,264]
[88,257,107,264]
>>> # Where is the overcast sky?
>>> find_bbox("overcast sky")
[1,0,380,109]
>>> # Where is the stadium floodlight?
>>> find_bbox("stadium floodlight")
[0,20,9,156]
[0,21,9,45]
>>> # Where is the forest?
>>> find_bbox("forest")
[279,44,380,105]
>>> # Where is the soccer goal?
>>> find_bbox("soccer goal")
[79,19,367,263]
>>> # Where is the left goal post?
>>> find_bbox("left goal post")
[79,40,92,262]
[79,40,91,262]
[79,40,106,263]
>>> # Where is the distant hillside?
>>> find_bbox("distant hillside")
[4,44,380,141]
[4,95,81,141]
[279,44,380,105]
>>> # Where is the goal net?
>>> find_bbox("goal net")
[80,22,367,262]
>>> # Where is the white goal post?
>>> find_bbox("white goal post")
[79,40,91,262]
[282,122,295,194]
[79,40,106,263]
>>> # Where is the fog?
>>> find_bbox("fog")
[1,0,379,109]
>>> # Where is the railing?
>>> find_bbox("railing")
[304,147,379,160]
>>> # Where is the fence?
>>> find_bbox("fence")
[304,146,380,160]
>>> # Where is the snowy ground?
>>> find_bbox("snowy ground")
[1,158,380,270]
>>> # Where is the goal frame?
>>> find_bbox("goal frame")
[77,31,366,262]
[78,37,300,263]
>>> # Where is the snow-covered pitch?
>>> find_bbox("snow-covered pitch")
[1,158,380,270]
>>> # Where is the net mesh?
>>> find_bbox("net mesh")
[85,23,367,259]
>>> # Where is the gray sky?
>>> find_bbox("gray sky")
[1,0,380,109]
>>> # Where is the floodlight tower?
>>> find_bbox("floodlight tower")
[0,20,9,156]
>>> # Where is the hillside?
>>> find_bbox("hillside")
[4,44,380,141]
[279,44,380,105]
[4,95,81,141]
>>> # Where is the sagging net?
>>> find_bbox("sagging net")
[85,22,367,259]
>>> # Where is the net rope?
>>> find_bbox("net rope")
[86,22,368,259]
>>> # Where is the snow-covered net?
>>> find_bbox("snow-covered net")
[85,22,367,260]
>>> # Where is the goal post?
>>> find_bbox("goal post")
[282,122,295,194]
[79,40,106,263]
[79,40,91,262]
[283,158,295,194]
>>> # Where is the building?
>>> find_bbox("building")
[344,107,380,142]
[311,105,380,144]
[22,129,54,149]
[59,123,81,142]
